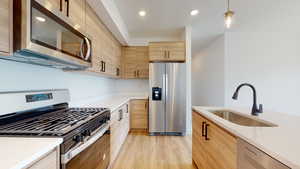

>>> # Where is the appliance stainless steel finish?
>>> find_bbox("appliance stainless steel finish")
[1,0,92,70]
[149,63,186,135]
[238,139,290,169]
[0,89,110,169]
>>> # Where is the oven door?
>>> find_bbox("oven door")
[13,0,92,69]
[61,125,110,169]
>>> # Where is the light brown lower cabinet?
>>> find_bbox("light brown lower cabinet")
[192,111,237,169]
[110,102,130,165]
[27,147,60,169]
[130,99,148,130]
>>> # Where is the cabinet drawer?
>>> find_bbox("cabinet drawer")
[238,139,290,169]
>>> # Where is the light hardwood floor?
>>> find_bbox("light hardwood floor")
[111,131,196,169]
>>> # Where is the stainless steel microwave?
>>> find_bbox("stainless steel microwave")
[4,0,92,70]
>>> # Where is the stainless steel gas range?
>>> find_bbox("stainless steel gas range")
[0,89,110,169]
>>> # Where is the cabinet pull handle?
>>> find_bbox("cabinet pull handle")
[204,123,210,141]
[168,51,170,58]
[101,61,105,72]
[65,0,69,17]
[104,62,106,72]
[202,121,206,136]
[134,70,137,77]
[118,109,123,121]
[60,0,63,11]
[137,70,140,77]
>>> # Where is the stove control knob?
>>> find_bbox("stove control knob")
[83,130,91,137]
[73,135,84,142]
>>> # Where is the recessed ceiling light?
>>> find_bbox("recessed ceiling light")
[190,10,199,16]
[35,16,46,22]
[139,10,146,17]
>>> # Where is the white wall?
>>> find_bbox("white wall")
[0,60,116,104]
[192,35,225,107]
[192,32,300,116]
[225,32,300,115]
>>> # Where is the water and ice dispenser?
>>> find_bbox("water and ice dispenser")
[152,87,162,101]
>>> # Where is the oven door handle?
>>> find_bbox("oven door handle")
[61,123,109,164]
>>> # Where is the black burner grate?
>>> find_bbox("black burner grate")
[0,108,107,136]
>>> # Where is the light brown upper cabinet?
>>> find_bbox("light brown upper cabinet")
[122,46,149,79]
[85,3,122,78]
[149,41,186,62]
[0,0,12,56]
[67,0,86,32]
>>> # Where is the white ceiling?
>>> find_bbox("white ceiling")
[112,0,300,51]
[113,0,226,49]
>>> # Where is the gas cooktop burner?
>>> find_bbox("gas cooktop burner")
[0,107,108,136]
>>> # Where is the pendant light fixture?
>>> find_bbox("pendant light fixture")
[224,0,234,29]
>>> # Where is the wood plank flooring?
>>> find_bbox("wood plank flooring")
[111,131,196,169]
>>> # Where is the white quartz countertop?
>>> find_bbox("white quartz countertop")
[192,106,300,169]
[0,137,62,169]
[74,93,149,112]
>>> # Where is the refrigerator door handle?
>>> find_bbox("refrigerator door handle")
[164,73,168,100]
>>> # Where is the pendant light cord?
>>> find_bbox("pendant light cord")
[227,0,230,11]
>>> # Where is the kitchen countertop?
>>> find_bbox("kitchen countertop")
[0,137,62,169]
[192,106,300,169]
[73,93,149,112]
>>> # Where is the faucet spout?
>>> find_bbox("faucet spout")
[232,83,263,116]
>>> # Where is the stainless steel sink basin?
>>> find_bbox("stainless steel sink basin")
[208,110,277,127]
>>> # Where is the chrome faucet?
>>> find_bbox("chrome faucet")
[232,83,263,116]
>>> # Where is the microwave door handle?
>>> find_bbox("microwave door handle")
[80,39,84,59]
[84,37,91,61]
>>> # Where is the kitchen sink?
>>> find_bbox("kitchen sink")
[208,110,277,127]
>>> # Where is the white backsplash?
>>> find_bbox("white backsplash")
[0,59,149,105]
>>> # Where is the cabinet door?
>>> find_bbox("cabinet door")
[68,0,86,31]
[122,46,149,79]
[204,118,237,169]
[130,99,148,130]
[136,46,149,79]
[0,0,11,55]
[149,42,167,61]
[192,111,237,169]
[122,47,138,79]
[192,112,208,169]
[110,103,130,165]
[167,42,185,61]
[149,42,186,62]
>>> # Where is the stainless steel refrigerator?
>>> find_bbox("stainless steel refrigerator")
[149,63,186,136]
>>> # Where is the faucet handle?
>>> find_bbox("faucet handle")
[259,104,263,113]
